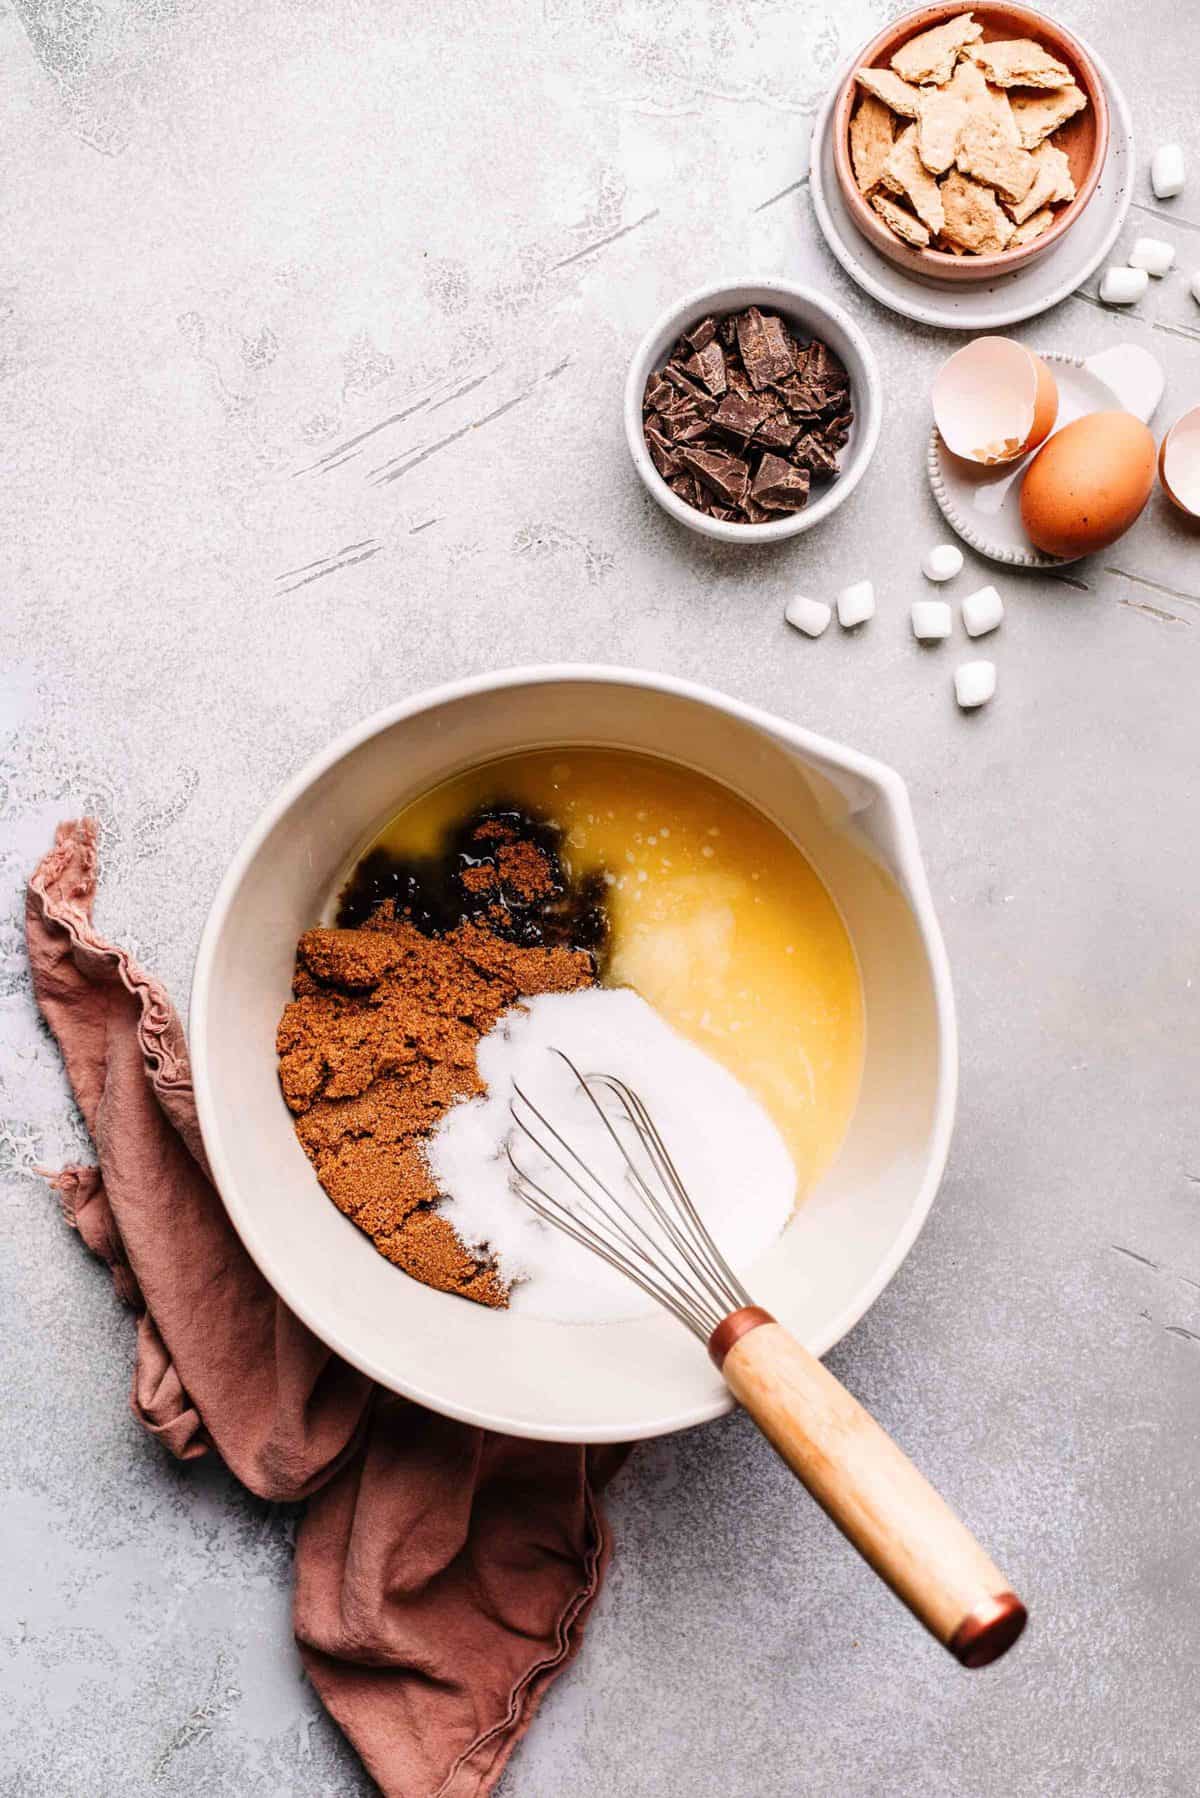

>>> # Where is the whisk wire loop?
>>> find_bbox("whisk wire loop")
[506,1051,755,1342]
[505,1152,710,1336]
[507,1081,718,1334]
[587,1071,753,1315]
[563,1060,750,1323]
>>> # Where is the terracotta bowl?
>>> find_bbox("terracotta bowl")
[832,1,1109,283]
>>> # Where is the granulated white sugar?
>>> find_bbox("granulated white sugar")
[426,986,796,1323]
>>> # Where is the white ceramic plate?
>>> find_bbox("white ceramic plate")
[808,38,1134,332]
[927,343,1163,567]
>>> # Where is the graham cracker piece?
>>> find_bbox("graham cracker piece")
[916,87,970,175]
[1010,138,1075,223]
[945,58,1019,142]
[850,93,897,194]
[969,38,1073,88]
[1009,84,1087,150]
[1009,206,1057,248]
[890,11,983,85]
[871,192,931,248]
[955,111,1038,203]
[884,124,945,234]
[940,169,1016,254]
[853,65,923,120]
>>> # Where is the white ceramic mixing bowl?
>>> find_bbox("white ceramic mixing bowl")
[191,667,956,1444]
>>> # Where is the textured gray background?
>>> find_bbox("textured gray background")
[3,0,1199,1792]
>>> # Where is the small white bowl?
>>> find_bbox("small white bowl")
[624,279,883,544]
[191,667,956,1445]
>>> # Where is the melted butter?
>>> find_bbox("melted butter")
[365,747,863,1198]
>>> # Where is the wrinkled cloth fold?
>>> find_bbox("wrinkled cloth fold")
[27,819,626,1797]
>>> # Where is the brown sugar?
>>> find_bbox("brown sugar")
[276,847,596,1306]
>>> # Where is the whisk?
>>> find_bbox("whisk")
[508,1054,1026,1669]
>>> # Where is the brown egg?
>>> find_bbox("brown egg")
[1019,412,1157,558]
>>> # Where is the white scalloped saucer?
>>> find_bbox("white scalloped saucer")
[926,343,1164,568]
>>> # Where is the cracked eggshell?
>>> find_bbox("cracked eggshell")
[1159,406,1200,520]
[932,336,1058,466]
[1020,411,1156,557]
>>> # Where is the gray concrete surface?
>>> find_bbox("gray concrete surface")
[3,0,1199,1792]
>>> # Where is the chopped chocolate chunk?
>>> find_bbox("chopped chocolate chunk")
[644,423,684,479]
[686,340,727,397]
[780,345,849,415]
[813,343,849,400]
[751,454,810,511]
[772,369,824,416]
[754,413,801,452]
[678,445,750,507]
[725,363,757,403]
[643,373,673,413]
[712,391,767,443]
[663,363,717,411]
[814,356,850,413]
[668,414,710,445]
[760,314,796,376]
[735,306,795,390]
[808,341,847,392]
[640,304,852,525]
[792,433,841,477]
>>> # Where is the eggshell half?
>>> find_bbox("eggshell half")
[1028,357,1059,457]
[933,337,1059,466]
[1159,406,1200,519]
[1020,412,1157,558]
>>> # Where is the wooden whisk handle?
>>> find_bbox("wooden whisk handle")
[711,1311,1026,1667]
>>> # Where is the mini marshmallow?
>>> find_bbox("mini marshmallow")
[955,660,996,710]
[1099,265,1149,305]
[911,600,952,641]
[922,543,964,582]
[961,583,1004,637]
[1128,236,1176,276]
[837,579,875,628]
[785,594,832,637]
[1151,144,1185,200]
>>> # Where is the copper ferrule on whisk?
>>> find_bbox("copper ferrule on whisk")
[948,1592,1028,1668]
[708,1305,775,1370]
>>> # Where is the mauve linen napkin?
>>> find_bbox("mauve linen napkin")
[26,819,628,1798]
